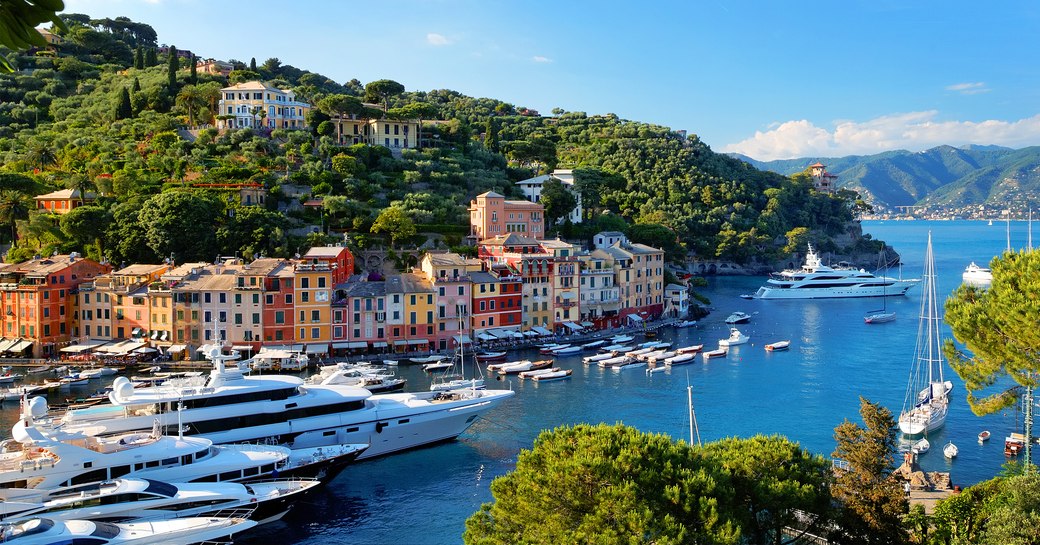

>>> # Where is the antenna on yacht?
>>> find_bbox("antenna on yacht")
[177,402,185,440]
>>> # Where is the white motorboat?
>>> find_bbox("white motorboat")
[764,340,790,352]
[600,344,633,353]
[609,335,634,343]
[611,359,647,371]
[552,345,582,356]
[382,359,399,366]
[487,359,529,372]
[898,234,954,436]
[582,353,613,364]
[0,478,320,526]
[530,369,572,382]
[863,310,896,324]
[624,347,655,358]
[308,368,406,393]
[247,348,308,372]
[581,340,607,350]
[724,312,751,324]
[517,367,560,380]
[911,437,930,455]
[421,361,453,372]
[943,442,958,459]
[0,516,257,545]
[497,360,552,375]
[598,356,631,368]
[646,351,676,365]
[978,430,991,443]
[410,355,445,364]
[674,320,698,328]
[961,261,993,287]
[49,342,514,460]
[745,243,921,299]
[718,328,750,347]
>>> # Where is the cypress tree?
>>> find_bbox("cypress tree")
[249,57,256,71]
[132,77,141,93]
[167,45,179,90]
[189,55,197,84]
[145,47,157,66]
[134,46,143,70]
[116,88,133,120]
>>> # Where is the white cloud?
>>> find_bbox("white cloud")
[532,55,552,63]
[721,112,1040,160]
[946,82,990,95]
[426,33,452,46]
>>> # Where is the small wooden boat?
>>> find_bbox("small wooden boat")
[702,347,728,360]
[612,359,647,371]
[518,367,560,380]
[610,335,634,343]
[499,359,553,375]
[382,359,400,366]
[676,344,704,355]
[1006,433,1026,456]
[581,340,607,350]
[539,344,569,355]
[643,330,658,339]
[531,369,573,382]
[598,356,631,368]
[764,340,791,352]
[488,359,529,372]
[864,311,896,324]
[675,320,698,328]
[665,353,696,366]
[552,345,582,356]
[422,361,453,372]
[943,442,958,459]
[474,351,507,362]
[911,438,930,455]
[978,430,991,443]
[411,355,445,364]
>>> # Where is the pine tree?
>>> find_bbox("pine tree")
[115,88,133,120]
[145,47,157,67]
[189,55,197,84]
[134,46,143,70]
[167,45,179,90]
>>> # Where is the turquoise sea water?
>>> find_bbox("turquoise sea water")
[1,220,1032,544]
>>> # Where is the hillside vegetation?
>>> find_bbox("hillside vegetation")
[0,14,868,268]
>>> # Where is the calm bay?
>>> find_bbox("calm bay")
[1,219,1032,544]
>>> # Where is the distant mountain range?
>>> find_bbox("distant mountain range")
[729,145,1040,212]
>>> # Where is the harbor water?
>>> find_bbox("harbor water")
[1,219,1032,544]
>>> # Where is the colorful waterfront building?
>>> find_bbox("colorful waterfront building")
[478,234,555,332]
[385,273,436,352]
[302,245,355,285]
[468,191,545,242]
[0,253,109,358]
[292,261,333,354]
[595,240,665,325]
[577,253,621,329]
[333,278,387,353]
[419,252,481,350]
[539,239,581,330]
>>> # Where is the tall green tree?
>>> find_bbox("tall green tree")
[703,435,833,545]
[137,191,223,262]
[115,87,133,120]
[364,79,405,111]
[188,54,197,83]
[831,397,907,545]
[24,142,58,171]
[134,45,144,69]
[144,47,157,66]
[166,45,179,90]
[388,102,439,148]
[540,177,577,226]
[944,250,1040,415]
[0,190,32,243]
[59,205,110,258]
[249,57,256,71]
[0,0,67,72]
[370,206,416,248]
[464,423,740,545]
[483,117,499,152]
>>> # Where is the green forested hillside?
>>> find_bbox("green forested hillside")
[0,14,864,268]
[735,145,1040,212]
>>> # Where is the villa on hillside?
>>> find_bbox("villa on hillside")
[217,81,310,130]
[516,169,583,224]
[35,189,96,215]
[468,191,545,242]
[329,103,420,151]
[809,162,838,193]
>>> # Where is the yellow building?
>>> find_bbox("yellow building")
[293,261,332,349]
[386,273,436,352]
[218,81,310,130]
[332,103,420,150]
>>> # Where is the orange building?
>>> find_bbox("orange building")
[292,261,332,354]
[0,253,109,358]
[468,191,545,242]
[35,189,96,215]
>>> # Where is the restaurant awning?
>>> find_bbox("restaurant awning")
[452,334,472,344]
[562,322,583,332]
[532,326,552,336]
[407,339,428,346]
[334,341,367,349]
[61,338,110,353]
[372,342,388,348]
[264,344,304,353]
[6,339,32,353]
[166,344,187,353]
[231,345,254,352]
[159,331,169,341]
[150,330,160,339]
[306,344,329,355]
[627,314,644,323]
[523,330,539,337]
[392,340,408,346]
[477,332,496,341]
[0,339,17,352]
[133,346,158,354]
[580,321,594,328]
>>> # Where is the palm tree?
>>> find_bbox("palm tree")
[0,190,32,244]
[24,142,57,171]
[175,84,207,127]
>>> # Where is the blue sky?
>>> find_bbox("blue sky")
[65,0,1040,160]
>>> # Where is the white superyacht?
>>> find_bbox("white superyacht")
[745,244,920,299]
[53,343,514,460]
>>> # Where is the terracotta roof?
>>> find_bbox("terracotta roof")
[476,191,504,198]
[35,189,96,200]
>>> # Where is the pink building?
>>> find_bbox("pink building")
[468,191,545,242]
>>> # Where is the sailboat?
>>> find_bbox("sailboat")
[898,232,954,436]
[431,311,485,391]
[864,251,896,324]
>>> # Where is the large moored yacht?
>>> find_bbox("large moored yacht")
[744,244,920,299]
[53,344,513,460]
